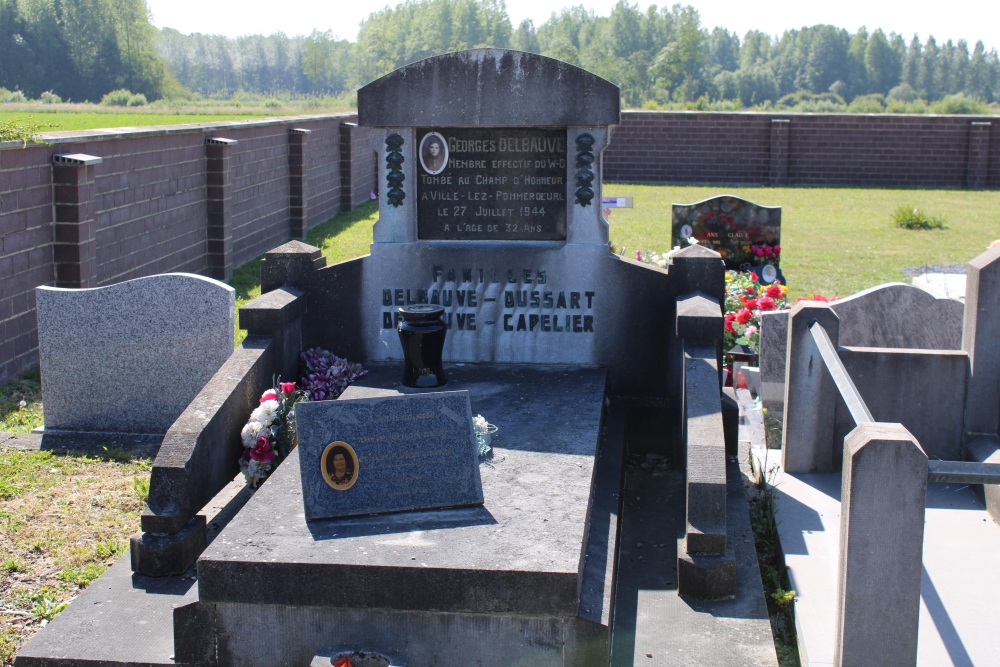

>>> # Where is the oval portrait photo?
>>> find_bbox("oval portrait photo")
[321,441,359,491]
[419,132,449,175]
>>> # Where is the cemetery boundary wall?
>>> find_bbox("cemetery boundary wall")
[603,111,999,189]
[1,110,997,384]
[0,114,375,383]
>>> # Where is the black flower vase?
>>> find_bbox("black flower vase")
[397,304,447,388]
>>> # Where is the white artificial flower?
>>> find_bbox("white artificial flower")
[473,414,488,434]
[250,400,280,426]
[241,421,262,447]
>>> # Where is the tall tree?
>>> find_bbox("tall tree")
[864,29,899,94]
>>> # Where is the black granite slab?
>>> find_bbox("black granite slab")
[296,390,483,520]
[197,364,607,616]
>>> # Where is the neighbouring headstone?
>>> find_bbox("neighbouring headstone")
[296,391,483,520]
[36,274,234,434]
[760,282,964,448]
[672,195,781,279]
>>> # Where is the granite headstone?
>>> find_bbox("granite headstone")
[672,195,781,277]
[36,273,234,434]
[296,390,484,520]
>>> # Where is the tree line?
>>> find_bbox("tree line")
[0,0,180,101]
[3,0,999,110]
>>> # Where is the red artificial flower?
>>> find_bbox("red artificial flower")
[250,440,275,463]
[724,312,737,334]
[256,436,269,448]
[280,381,296,395]
[764,284,784,299]
[260,390,278,403]
[758,296,777,311]
[735,308,753,325]
[749,271,759,282]
[334,659,352,667]
[744,298,759,311]
[811,294,829,302]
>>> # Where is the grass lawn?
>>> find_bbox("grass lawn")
[602,184,1000,299]
[0,98,356,135]
[0,109,271,133]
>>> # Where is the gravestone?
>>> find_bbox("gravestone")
[759,282,964,448]
[296,391,483,520]
[672,195,781,279]
[36,273,234,438]
[17,49,775,667]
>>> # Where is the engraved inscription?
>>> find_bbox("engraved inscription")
[379,266,596,335]
[416,128,567,240]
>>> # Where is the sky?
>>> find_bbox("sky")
[145,0,999,52]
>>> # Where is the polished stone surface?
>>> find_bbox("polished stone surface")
[296,390,483,520]
[37,273,233,433]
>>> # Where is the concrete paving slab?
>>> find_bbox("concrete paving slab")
[912,273,967,301]
[773,469,1000,666]
[611,445,777,667]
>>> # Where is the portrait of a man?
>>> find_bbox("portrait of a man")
[420,132,448,174]
[321,442,359,490]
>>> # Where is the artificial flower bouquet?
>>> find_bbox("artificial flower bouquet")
[239,380,305,488]
[724,270,790,357]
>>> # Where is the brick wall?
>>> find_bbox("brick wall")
[1,111,996,384]
[0,145,54,382]
[604,111,999,188]
[0,114,373,384]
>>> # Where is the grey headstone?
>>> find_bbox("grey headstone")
[296,391,483,520]
[762,283,963,449]
[37,274,234,434]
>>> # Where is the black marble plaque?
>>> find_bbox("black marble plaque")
[671,195,781,271]
[296,391,483,520]
[416,128,568,241]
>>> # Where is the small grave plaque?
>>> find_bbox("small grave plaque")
[296,391,483,520]
[672,195,781,273]
[416,127,567,241]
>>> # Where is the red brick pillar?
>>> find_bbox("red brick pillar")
[339,122,356,212]
[288,128,311,239]
[967,121,991,189]
[52,153,102,288]
[206,137,237,280]
[769,119,790,186]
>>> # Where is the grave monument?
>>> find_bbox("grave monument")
[16,49,775,667]
[672,194,781,281]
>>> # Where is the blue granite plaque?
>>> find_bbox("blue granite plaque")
[296,391,484,520]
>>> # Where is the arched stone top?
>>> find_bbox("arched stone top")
[358,49,620,128]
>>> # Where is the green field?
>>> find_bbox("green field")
[601,184,1000,299]
[0,99,356,135]
[0,109,271,133]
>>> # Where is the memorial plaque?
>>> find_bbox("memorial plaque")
[296,391,484,520]
[671,195,781,272]
[416,127,568,241]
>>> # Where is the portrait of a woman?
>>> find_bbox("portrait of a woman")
[322,442,358,490]
[420,132,448,174]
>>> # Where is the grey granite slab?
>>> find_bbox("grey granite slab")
[37,273,234,433]
[197,364,607,616]
[296,391,483,520]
